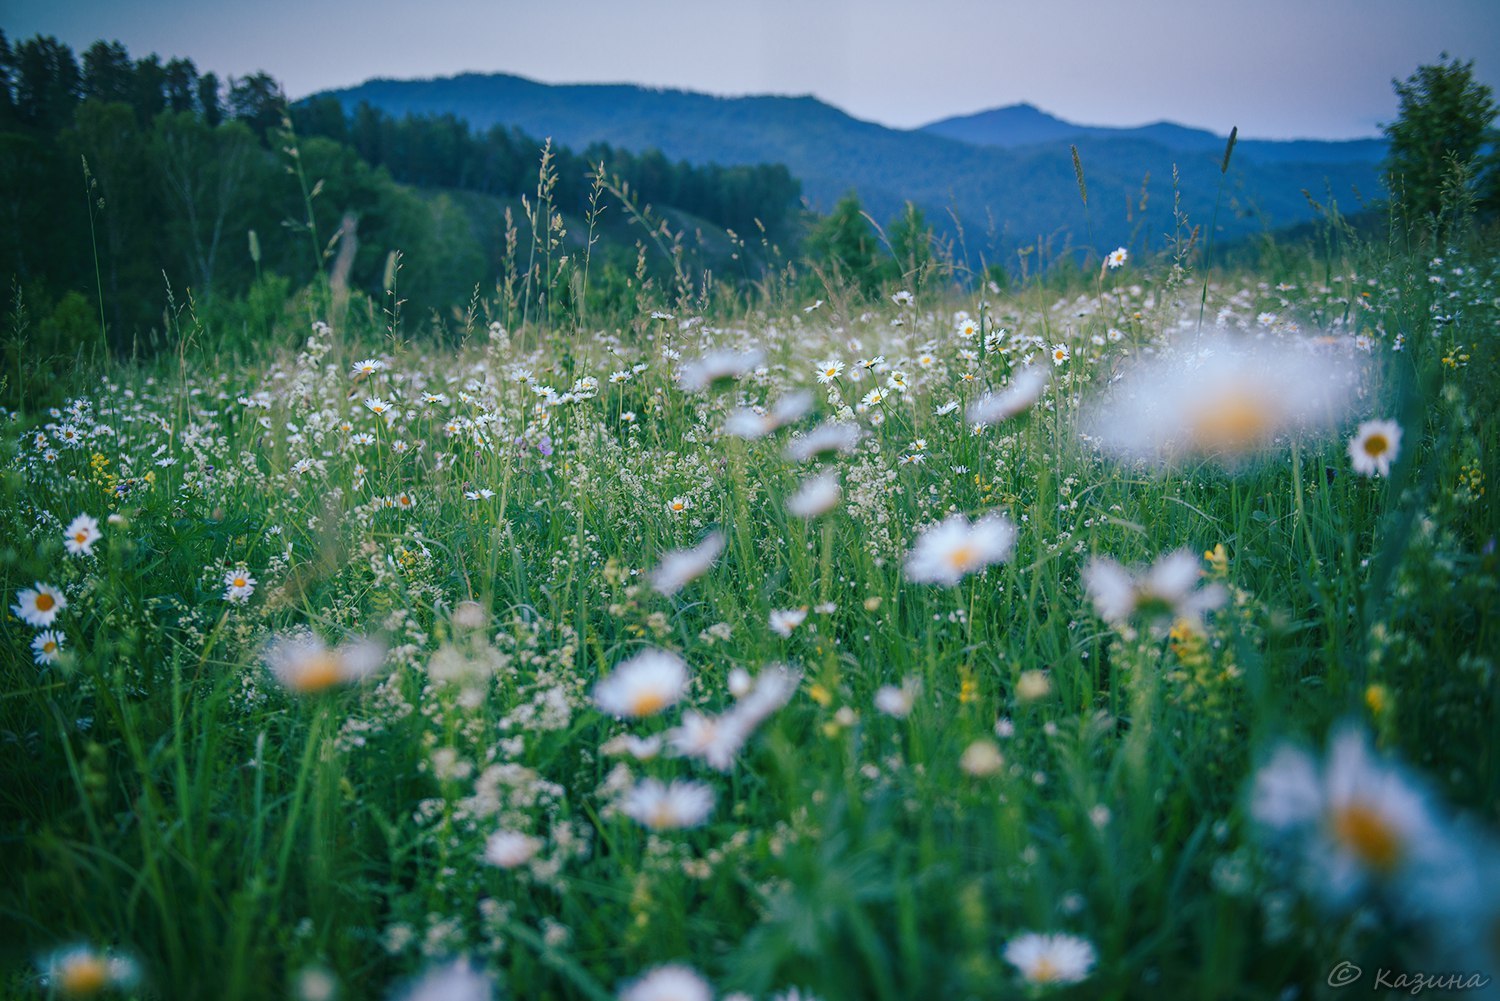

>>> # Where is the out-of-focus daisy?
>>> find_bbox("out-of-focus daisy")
[678,349,764,392]
[1106,247,1128,269]
[483,830,542,869]
[621,777,714,831]
[1082,336,1354,466]
[594,649,689,718]
[967,367,1049,426]
[960,739,1005,777]
[786,471,841,518]
[650,531,725,596]
[723,391,812,440]
[263,632,385,694]
[392,957,494,1001]
[904,513,1018,585]
[38,944,139,998]
[1348,418,1401,477]
[803,299,824,313]
[667,711,746,772]
[874,677,920,718]
[63,515,101,557]
[1082,549,1226,633]
[1002,932,1097,985]
[1250,725,1467,912]
[768,608,807,638]
[784,422,863,463]
[13,582,66,628]
[891,290,914,306]
[32,630,64,665]
[619,964,713,1001]
[223,569,257,604]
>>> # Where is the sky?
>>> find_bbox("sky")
[6,0,1500,140]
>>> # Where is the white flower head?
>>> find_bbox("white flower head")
[1348,418,1401,477]
[967,367,1050,426]
[483,830,542,869]
[594,649,689,718]
[679,348,765,392]
[904,513,1018,585]
[621,777,714,831]
[786,470,842,519]
[1003,932,1097,985]
[619,964,713,1001]
[63,514,101,557]
[768,608,808,638]
[1082,549,1225,633]
[12,582,66,628]
[650,532,725,596]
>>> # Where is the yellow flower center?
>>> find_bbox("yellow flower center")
[35,592,55,612]
[945,543,978,571]
[628,690,669,716]
[75,532,88,543]
[58,955,109,995]
[1189,392,1272,453]
[43,641,58,654]
[1362,434,1389,458]
[1031,957,1060,983]
[233,577,248,588]
[1330,802,1403,873]
[291,653,344,693]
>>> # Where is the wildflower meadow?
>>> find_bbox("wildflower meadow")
[3,67,1500,1001]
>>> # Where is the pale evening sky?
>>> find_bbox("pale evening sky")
[5,0,1500,140]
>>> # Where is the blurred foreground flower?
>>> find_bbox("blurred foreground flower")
[1002,932,1096,986]
[621,777,714,831]
[619,963,713,1001]
[1082,335,1355,466]
[904,512,1017,585]
[262,632,384,694]
[38,944,139,997]
[594,649,689,718]
[1083,549,1226,634]
[392,957,494,1001]
[650,531,725,596]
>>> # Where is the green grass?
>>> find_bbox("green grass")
[1,230,1497,1000]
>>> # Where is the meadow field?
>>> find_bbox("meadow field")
[2,200,1498,1001]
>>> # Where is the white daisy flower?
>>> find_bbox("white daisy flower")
[768,608,808,638]
[1002,932,1097,985]
[620,778,714,831]
[1082,549,1225,633]
[32,629,64,665]
[593,649,689,718]
[903,513,1018,586]
[1347,418,1401,477]
[786,471,841,518]
[12,582,67,628]
[63,514,101,557]
[223,569,257,604]
[650,532,725,596]
[619,964,713,1001]
[967,367,1050,426]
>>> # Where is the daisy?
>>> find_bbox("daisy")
[223,569,257,604]
[1002,932,1097,985]
[874,677,920,718]
[650,531,725,596]
[667,711,748,772]
[483,829,542,869]
[891,290,914,306]
[1250,725,1464,911]
[803,299,824,313]
[768,608,807,638]
[619,964,713,1001]
[392,958,494,1001]
[39,944,139,997]
[860,388,886,408]
[13,582,67,628]
[60,514,103,557]
[32,630,64,665]
[903,513,1018,585]
[621,777,714,831]
[1051,343,1070,366]
[1348,419,1401,477]
[723,391,812,440]
[786,471,841,518]
[263,633,385,694]
[364,397,392,416]
[594,649,689,717]
[678,348,764,392]
[351,358,385,378]
[967,367,1050,426]
[1082,549,1226,633]
[666,496,691,515]
[350,432,375,446]
[784,422,863,463]
[1106,246,1128,269]
[816,359,845,384]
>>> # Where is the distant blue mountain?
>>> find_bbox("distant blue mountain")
[922,103,1388,165]
[315,73,1387,256]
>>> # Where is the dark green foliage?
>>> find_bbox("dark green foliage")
[1383,55,1500,226]
[804,192,882,297]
